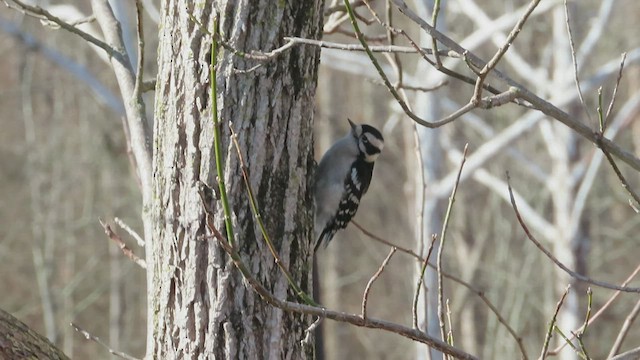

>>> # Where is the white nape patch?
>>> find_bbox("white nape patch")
[364,153,380,163]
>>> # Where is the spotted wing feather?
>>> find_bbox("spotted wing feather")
[315,159,374,250]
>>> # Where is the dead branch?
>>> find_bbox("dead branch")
[71,323,139,360]
[100,219,147,269]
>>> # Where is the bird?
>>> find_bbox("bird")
[313,119,384,252]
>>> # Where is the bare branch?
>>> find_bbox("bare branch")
[114,217,145,247]
[610,346,640,360]
[616,300,640,352]
[507,174,640,293]
[5,0,121,62]
[391,0,640,171]
[437,144,469,343]
[549,263,640,355]
[430,0,443,68]
[573,288,593,359]
[100,219,147,269]
[301,317,323,347]
[604,53,627,127]
[285,36,455,56]
[564,0,592,123]
[69,14,96,26]
[353,222,528,359]
[540,286,570,360]
[471,0,542,103]
[361,247,396,320]
[595,132,640,209]
[413,234,436,329]
[71,322,140,360]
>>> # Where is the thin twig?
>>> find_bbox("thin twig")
[385,0,403,86]
[607,298,640,358]
[411,120,429,332]
[472,0,541,103]
[301,316,323,347]
[100,219,147,269]
[343,0,464,128]
[540,285,571,360]
[573,288,593,360]
[353,221,420,257]
[431,0,442,68]
[362,247,396,319]
[549,263,640,355]
[579,289,592,351]
[555,326,579,355]
[610,346,640,360]
[366,78,449,92]
[290,35,517,101]
[430,87,520,126]
[69,14,96,26]
[595,132,640,209]
[71,322,140,360]
[361,0,403,87]
[402,29,509,100]
[5,0,121,62]
[445,299,454,347]
[413,235,437,330]
[604,53,627,130]
[285,36,455,56]
[353,221,529,359]
[323,8,350,34]
[114,217,145,247]
[359,0,524,116]
[437,144,469,344]
[564,0,591,124]
[507,173,640,293]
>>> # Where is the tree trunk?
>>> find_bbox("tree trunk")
[150,1,323,359]
[0,308,69,360]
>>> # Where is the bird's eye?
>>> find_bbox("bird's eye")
[362,137,369,143]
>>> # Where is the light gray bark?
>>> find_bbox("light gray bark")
[151,1,323,358]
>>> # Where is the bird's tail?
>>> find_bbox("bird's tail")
[314,229,336,252]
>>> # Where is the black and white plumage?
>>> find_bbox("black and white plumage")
[314,119,384,251]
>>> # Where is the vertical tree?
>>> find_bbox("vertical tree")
[150,0,323,358]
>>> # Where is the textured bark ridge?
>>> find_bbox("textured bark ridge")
[0,308,70,360]
[151,1,323,359]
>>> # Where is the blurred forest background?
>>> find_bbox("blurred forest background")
[1,0,639,359]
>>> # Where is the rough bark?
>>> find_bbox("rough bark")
[0,308,70,360]
[151,1,323,359]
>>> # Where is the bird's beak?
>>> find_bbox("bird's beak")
[348,118,356,131]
